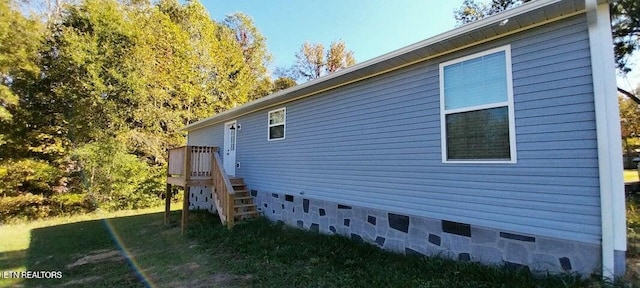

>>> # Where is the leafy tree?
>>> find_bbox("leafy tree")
[273,77,297,92]
[0,159,61,197]
[294,41,325,81]
[290,40,356,82]
[223,13,272,100]
[610,0,640,73]
[73,140,162,210]
[619,93,640,165]
[161,1,255,111]
[326,41,356,74]
[0,0,279,216]
[0,0,43,149]
[22,0,257,165]
[454,0,524,24]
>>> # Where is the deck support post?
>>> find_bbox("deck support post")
[164,184,171,225]
[181,146,192,234]
[181,185,190,234]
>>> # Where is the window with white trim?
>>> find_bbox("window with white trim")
[439,46,516,163]
[268,107,286,141]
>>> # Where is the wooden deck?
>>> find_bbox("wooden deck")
[165,145,257,233]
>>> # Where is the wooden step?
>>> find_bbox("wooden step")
[229,177,244,184]
[234,203,256,209]
[233,189,249,194]
[234,210,258,217]
[234,196,252,201]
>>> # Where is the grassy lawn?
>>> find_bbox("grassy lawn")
[0,206,233,288]
[1,206,632,288]
[625,169,639,182]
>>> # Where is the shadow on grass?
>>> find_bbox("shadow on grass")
[2,210,249,288]
[0,249,28,271]
[7,210,194,287]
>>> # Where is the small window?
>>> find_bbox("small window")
[268,107,286,141]
[439,46,516,163]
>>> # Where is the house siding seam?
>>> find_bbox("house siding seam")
[187,14,599,244]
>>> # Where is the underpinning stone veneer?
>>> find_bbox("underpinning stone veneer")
[428,234,441,246]
[189,186,215,212]
[368,215,377,225]
[252,191,601,275]
[303,199,310,213]
[500,232,536,242]
[442,220,471,237]
[388,213,409,233]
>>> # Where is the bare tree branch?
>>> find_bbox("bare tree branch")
[618,86,640,104]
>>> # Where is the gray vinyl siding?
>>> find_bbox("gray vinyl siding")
[188,124,225,162]
[193,14,600,244]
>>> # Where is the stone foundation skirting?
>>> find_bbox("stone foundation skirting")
[189,186,216,213]
[251,190,601,275]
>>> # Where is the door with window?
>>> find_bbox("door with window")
[223,120,237,176]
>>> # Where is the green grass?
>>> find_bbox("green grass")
[0,206,234,288]
[187,212,625,288]
[625,169,639,182]
[0,207,634,287]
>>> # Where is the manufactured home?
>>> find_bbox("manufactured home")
[166,0,626,277]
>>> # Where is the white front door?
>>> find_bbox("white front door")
[223,120,237,176]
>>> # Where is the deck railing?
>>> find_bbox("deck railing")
[212,152,235,228]
[167,146,216,179]
[168,146,186,175]
[165,145,234,230]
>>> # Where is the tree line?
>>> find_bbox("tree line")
[0,0,356,221]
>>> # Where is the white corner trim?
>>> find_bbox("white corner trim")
[439,45,517,164]
[586,0,626,278]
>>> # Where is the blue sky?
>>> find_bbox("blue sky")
[201,0,639,91]
[202,0,461,72]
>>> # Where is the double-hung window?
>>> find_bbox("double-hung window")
[439,46,516,163]
[268,107,286,141]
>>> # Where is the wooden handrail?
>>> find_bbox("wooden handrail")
[212,151,235,228]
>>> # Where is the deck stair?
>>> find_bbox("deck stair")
[228,177,258,220]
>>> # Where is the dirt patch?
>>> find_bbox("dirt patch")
[66,249,125,269]
[165,273,252,288]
